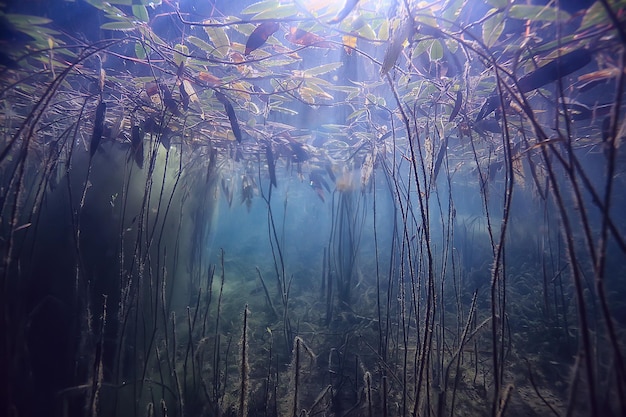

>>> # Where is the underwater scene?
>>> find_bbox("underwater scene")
[1,0,625,416]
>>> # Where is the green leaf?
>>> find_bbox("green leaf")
[347,108,367,121]
[132,5,149,23]
[355,21,377,40]
[230,22,257,38]
[246,101,261,116]
[203,21,230,58]
[84,0,126,16]
[346,90,360,100]
[100,21,137,31]
[442,0,464,21]
[186,35,215,53]
[174,43,189,66]
[135,42,145,59]
[416,7,437,28]
[252,4,299,20]
[241,0,281,15]
[446,38,458,54]
[378,19,389,41]
[304,62,343,77]
[5,14,52,26]
[135,41,151,59]
[305,81,334,98]
[509,5,570,21]
[485,0,508,8]
[380,17,411,75]
[580,1,608,31]
[482,11,505,47]
[326,85,360,94]
[429,39,444,61]
[138,25,167,47]
[365,93,378,105]
[412,38,431,58]
[54,48,78,59]
[321,124,348,132]
[260,57,299,67]
[270,104,299,115]
[83,0,105,8]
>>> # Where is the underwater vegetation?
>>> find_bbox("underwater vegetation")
[1,0,625,416]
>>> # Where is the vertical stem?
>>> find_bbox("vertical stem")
[239,304,249,417]
[292,336,301,417]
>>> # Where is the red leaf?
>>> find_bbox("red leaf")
[245,22,280,55]
[285,27,333,49]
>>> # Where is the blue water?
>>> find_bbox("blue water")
[1,0,625,416]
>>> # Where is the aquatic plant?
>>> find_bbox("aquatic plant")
[1,0,625,416]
